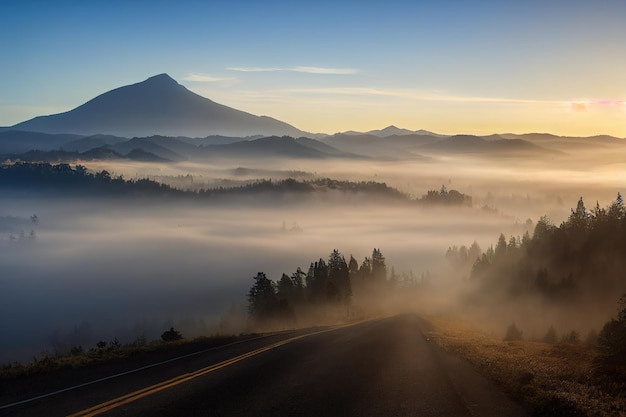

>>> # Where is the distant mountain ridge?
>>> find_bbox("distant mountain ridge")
[0,130,352,161]
[340,125,446,138]
[11,74,310,138]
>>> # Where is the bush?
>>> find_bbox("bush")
[542,325,557,344]
[161,327,183,342]
[560,330,579,344]
[596,295,626,380]
[504,322,523,341]
[584,329,598,346]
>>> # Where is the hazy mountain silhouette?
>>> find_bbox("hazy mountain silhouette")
[106,136,348,160]
[0,146,168,163]
[11,74,310,138]
[368,125,445,138]
[322,132,553,158]
[109,137,187,161]
[0,130,82,153]
[203,136,340,159]
[177,135,263,147]
[62,134,128,152]
[321,133,433,159]
[420,135,549,154]
[368,125,416,137]
[338,126,445,138]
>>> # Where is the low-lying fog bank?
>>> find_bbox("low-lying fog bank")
[1,195,520,363]
[2,150,624,365]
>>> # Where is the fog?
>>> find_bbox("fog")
[1,151,624,363]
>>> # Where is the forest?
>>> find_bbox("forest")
[462,194,626,302]
[446,195,626,380]
[0,162,471,206]
[246,249,400,330]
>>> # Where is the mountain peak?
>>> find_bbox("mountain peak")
[11,74,308,138]
[141,73,180,88]
[146,73,175,82]
[368,125,415,137]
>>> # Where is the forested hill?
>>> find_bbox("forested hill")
[467,195,626,302]
[0,162,472,205]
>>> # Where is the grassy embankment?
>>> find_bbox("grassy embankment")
[0,334,249,380]
[425,314,626,417]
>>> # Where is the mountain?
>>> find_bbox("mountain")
[108,137,187,161]
[368,125,416,137]
[204,136,340,159]
[61,134,128,152]
[11,74,310,138]
[0,130,82,154]
[321,133,432,159]
[337,126,446,138]
[420,135,550,154]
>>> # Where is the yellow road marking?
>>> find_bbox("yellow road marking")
[67,331,319,417]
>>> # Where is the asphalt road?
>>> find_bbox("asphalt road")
[1,315,529,416]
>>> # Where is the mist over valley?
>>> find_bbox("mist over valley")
[2,72,626,416]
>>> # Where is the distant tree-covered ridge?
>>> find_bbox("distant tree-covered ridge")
[0,162,472,205]
[461,194,626,301]
[420,185,472,206]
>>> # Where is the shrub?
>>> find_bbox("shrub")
[596,295,626,380]
[542,325,557,344]
[161,327,183,342]
[504,322,523,341]
[560,330,579,344]
[584,329,598,346]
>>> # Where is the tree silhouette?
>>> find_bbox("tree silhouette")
[328,249,352,307]
[371,248,387,282]
[161,327,183,342]
[248,272,278,319]
[596,295,626,380]
[543,325,557,344]
[504,323,523,341]
[466,195,626,300]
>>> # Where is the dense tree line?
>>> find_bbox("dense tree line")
[0,162,474,206]
[450,194,626,380]
[0,162,178,196]
[467,194,626,301]
[419,185,472,206]
[1,148,136,163]
[247,249,391,330]
[0,162,406,199]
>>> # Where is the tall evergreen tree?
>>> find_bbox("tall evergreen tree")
[247,272,278,320]
[371,248,387,281]
[328,249,352,306]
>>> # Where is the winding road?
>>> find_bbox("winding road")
[1,315,528,416]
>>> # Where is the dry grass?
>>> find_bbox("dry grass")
[0,335,237,380]
[424,314,626,417]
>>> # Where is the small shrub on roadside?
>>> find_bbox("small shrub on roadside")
[161,327,183,342]
[595,295,626,381]
[560,330,579,344]
[542,325,557,344]
[584,329,598,346]
[504,322,523,341]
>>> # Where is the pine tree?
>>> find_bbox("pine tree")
[247,272,277,319]
[371,248,387,281]
[328,250,352,307]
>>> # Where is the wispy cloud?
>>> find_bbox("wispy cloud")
[275,87,562,105]
[227,66,358,75]
[182,73,235,82]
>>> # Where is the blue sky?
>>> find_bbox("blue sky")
[1,0,625,136]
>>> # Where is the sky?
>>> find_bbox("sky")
[1,0,625,137]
